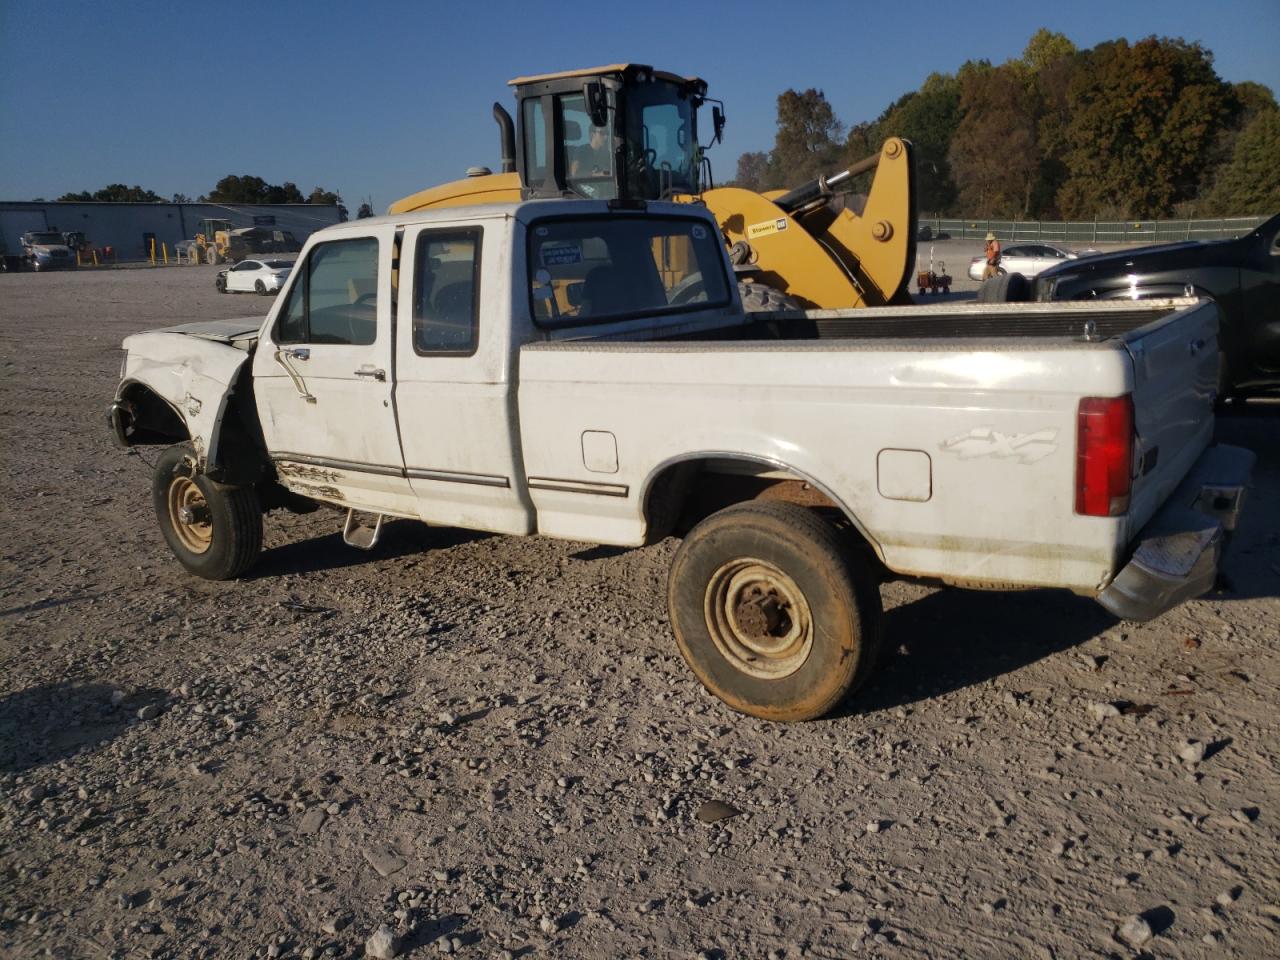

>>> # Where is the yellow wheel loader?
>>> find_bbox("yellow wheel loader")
[390,64,917,309]
[190,219,253,265]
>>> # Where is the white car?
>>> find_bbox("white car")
[216,259,294,295]
[968,242,1084,281]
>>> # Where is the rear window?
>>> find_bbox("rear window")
[528,216,730,328]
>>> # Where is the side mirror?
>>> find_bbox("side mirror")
[584,81,609,129]
[712,106,725,144]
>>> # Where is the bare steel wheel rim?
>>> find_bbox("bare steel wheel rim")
[703,558,813,679]
[167,475,213,554]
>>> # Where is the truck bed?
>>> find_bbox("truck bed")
[518,296,1219,594]
[565,297,1201,346]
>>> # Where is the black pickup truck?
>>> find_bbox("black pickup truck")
[1031,212,1280,400]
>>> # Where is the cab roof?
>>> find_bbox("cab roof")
[507,63,705,89]
[306,199,715,236]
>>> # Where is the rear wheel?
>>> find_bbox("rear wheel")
[668,501,882,721]
[152,443,262,580]
[255,279,267,295]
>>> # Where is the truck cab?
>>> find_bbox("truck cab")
[21,230,76,270]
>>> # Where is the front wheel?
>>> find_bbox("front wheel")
[215,275,227,293]
[737,280,805,313]
[667,501,882,721]
[152,444,262,580]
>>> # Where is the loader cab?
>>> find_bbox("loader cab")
[196,218,233,241]
[508,64,723,203]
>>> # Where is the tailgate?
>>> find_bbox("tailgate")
[1124,298,1219,534]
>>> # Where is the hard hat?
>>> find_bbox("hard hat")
[985,232,996,241]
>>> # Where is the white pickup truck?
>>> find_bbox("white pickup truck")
[109,199,1254,720]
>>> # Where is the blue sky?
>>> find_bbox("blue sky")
[2,0,1277,211]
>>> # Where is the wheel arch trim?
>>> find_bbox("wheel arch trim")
[638,449,885,561]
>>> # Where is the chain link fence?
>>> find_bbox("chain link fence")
[920,215,1268,244]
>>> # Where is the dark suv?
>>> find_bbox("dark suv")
[1032,212,1280,400]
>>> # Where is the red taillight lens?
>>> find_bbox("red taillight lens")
[1076,395,1134,517]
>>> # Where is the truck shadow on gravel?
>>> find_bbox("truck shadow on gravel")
[247,520,492,579]
[845,587,1114,716]
[0,682,168,773]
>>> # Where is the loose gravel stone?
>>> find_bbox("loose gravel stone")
[364,925,399,959]
[1117,915,1153,947]
[1178,740,1207,764]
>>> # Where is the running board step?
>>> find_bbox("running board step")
[342,509,385,550]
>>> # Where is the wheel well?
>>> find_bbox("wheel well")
[118,383,187,444]
[642,456,880,560]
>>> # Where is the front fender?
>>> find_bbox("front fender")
[115,331,252,471]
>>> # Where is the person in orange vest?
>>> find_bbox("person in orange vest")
[983,232,1002,280]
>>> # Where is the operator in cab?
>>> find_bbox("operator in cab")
[572,124,612,177]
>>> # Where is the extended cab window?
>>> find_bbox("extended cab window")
[413,229,481,354]
[528,216,730,327]
[276,237,379,346]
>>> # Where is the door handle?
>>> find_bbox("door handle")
[286,347,310,360]
[1189,338,1206,356]
[354,365,386,381]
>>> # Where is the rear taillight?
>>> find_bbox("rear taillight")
[1076,395,1134,517]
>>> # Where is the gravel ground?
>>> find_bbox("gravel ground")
[1,266,1277,960]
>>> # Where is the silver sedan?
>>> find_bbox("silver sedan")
[968,242,1084,281]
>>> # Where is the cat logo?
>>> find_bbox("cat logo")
[746,217,789,240]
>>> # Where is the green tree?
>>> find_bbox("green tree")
[949,65,1041,216]
[731,151,774,191]
[208,175,308,204]
[307,186,343,205]
[1203,109,1280,214]
[872,73,962,214]
[1021,28,1077,74]
[1056,37,1235,218]
[771,88,845,187]
[58,184,162,202]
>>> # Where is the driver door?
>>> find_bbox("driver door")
[252,228,418,516]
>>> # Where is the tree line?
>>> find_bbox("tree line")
[733,30,1279,219]
[55,176,344,207]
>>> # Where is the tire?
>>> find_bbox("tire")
[206,247,219,265]
[667,501,882,721]
[215,275,227,293]
[152,443,262,580]
[255,279,266,295]
[977,271,1030,303]
[737,280,805,313]
[187,247,200,265]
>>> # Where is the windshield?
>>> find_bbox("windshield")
[624,82,697,198]
[528,215,730,328]
[28,232,62,244]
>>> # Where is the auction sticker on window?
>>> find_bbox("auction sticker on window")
[746,217,789,240]
[540,242,582,266]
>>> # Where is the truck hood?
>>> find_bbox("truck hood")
[153,317,264,347]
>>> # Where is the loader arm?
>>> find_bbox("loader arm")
[702,137,916,308]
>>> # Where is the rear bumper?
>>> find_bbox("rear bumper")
[1097,444,1255,621]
